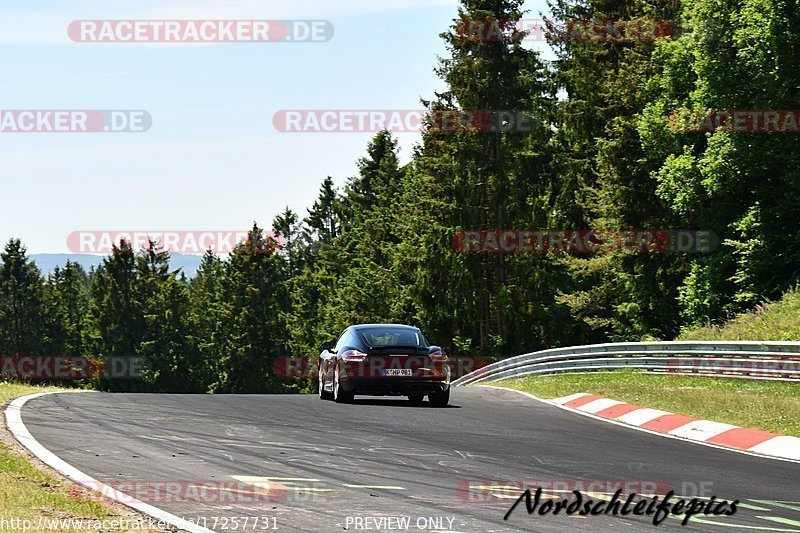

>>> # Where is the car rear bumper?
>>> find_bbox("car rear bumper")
[340,377,450,396]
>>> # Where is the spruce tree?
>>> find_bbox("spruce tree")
[0,239,45,356]
[43,261,90,356]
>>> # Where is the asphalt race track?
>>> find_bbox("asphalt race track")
[17,388,800,532]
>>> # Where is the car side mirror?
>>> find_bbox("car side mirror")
[320,340,336,352]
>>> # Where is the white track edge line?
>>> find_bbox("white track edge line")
[475,385,800,465]
[5,392,215,533]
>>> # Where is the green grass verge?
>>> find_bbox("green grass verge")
[679,287,800,341]
[494,371,800,437]
[0,382,159,531]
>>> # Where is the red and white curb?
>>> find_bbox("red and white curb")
[551,392,800,461]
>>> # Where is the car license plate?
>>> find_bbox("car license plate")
[383,369,412,377]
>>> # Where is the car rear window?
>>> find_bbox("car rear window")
[357,327,425,348]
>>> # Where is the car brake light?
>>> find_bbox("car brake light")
[429,349,448,361]
[341,349,367,362]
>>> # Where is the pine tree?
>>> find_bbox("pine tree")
[408,0,557,355]
[135,240,196,392]
[272,207,300,278]
[43,261,90,356]
[548,0,684,340]
[85,240,142,390]
[286,179,346,355]
[218,224,287,393]
[0,239,46,356]
[304,176,343,243]
[323,131,407,331]
[188,250,225,392]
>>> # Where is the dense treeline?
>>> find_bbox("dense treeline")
[1,0,798,392]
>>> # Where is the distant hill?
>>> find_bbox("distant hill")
[31,254,204,278]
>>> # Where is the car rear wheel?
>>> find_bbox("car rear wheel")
[333,368,354,403]
[318,370,331,400]
[408,394,425,406]
[428,388,450,407]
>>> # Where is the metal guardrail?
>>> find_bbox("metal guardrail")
[452,341,800,386]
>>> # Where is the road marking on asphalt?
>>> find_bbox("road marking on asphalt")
[752,500,800,512]
[584,491,618,502]
[342,484,406,490]
[670,498,800,532]
[757,516,800,528]
[242,476,322,481]
[738,501,774,511]
[471,485,522,499]
[189,484,265,496]
[284,487,335,492]
[480,487,560,500]
[232,476,335,492]
[468,484,522,490]
[688,516,798,531]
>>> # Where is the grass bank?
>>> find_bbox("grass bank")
[679,287,800,341]
[494,371,800,437]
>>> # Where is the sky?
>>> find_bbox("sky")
[1,0,550,254]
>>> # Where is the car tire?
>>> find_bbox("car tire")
[333,368,354,403]
[408,394,425,406]
[428,388,450,407]
[318,371,331,400]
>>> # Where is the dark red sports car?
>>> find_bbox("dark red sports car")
[318,324,450,406]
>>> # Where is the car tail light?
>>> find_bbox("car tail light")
[341,349,367,362]
[429,349,448,362]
